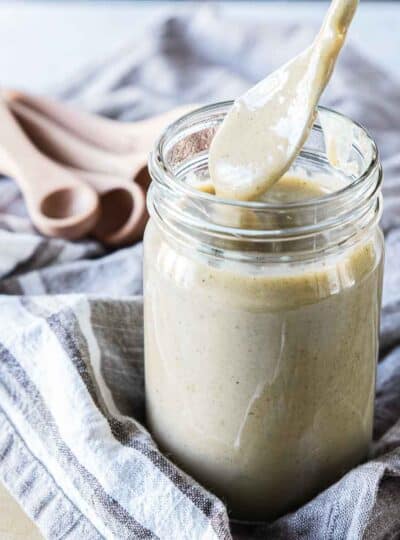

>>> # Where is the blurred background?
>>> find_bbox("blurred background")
[1,0,399,97]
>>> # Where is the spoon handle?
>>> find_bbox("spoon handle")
[3,90,136,154]
[130,104,200,151]
[4,90,198,155]
[312,0,358,84]
[71,170,148,245]
[323,0,358,35]
[0,101,43,186]
[0,101,100,239]
[9,101,136,178]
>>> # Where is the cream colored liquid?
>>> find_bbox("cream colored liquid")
[209,0,358,201]
[144,176,383,520]
[144,0,380,521]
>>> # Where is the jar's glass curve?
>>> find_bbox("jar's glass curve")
[144,102,384,521]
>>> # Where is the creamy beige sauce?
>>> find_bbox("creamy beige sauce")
[144,0,382,522]
[144,176,383,520]
[208,0,358,201]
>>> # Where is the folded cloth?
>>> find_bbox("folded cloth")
[1,7,400,540]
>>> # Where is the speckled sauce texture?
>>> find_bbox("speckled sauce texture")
[208,0,359,201]
[144,174,384,521]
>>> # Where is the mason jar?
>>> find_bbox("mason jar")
[144,102,384,521]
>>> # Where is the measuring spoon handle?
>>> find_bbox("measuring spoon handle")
[0,100,44,188]
[9,100,136,178]
[3,90,136,154]
[4,90,198,155]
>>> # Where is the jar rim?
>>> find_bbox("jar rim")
[149,100,380,211]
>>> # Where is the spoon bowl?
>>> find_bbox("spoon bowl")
[40,184,97,220]
[36,183,100,239]
[94,184,147,245]
[0,100,101,240]
[73,169,148,246]
[209,0,358,200]
[1,92,190,245]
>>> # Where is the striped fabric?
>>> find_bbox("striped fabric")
[1,8,400,540]
[0,295,230,539]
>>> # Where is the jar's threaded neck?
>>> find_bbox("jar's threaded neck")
[148,102,382,260]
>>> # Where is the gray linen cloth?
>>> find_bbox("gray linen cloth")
[1,8,400,539]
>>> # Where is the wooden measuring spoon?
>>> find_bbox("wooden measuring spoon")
[71,169,148,246]
[7,101,150,245]
[0,101,100,239]
[4,90,197,155]
[8,100,140,178]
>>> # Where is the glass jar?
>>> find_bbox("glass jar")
[144,102,384,521]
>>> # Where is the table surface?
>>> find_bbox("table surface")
[0,483,42,539]
[0,1,398,537]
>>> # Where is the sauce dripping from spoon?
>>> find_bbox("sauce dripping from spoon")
[209,0,359,201]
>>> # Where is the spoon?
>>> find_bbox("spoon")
[0,101,100,239]
[8,100,146,179]
[209,0,358,200]
[3,90,197,156]
[70,169,148,246]
[5,103,150,245]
